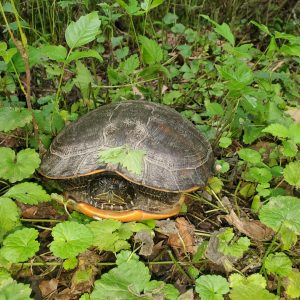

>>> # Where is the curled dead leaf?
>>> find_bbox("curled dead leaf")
[224,210,274,241]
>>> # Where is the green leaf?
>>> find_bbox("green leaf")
[138,35,163,65]
[87,220,130,252]
[119,54,140,75]
[288,123,300,144]
[204,101,224,117]
[282,140,298,157]
[217,228,250,258]
[0,197,21,241]
[243,167,272,184]
[4,182,50,204]
[238,148,262,164]
[283,161,300,187]
[229,273,278,300]
[39,44,67,61]
[63,257,78,270]
[65,12,101,49]
[201,15,235,46]
[280,44,300,57]
[195,275,229,300]
[0,279,32,300]
[74,60,93,99]
[0,107,32,132]
[264,252,292,277]
[90,259,151,300]
[262,123,288,139]
[163,12,178,24]
[0,228,39,263]
[0,148,40,183]
[250,21,272,36]
[259,196,300,250]
[98,145,145,176]
[116,0,141,15]
[171,23,185,34]
[285,270,300,298]
[219,137,232,148]
[66,49,102,63]
[50,221,94,259]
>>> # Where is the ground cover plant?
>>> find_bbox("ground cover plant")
[0,0,300,299]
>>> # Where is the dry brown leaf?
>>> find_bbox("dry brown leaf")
[224,210,274,241]
[134,230,154,256]
[168,217,196,255]
[287,109,300,124]
[39,279,58,298]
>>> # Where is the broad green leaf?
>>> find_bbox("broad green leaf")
[282,140,298,157]
[87,220,130,252]
[215,160,230,174]
[171,23,185,34]
[0,280,32,300]
[140,0,164,12]
[204,101,224,117]
[238,148,262,164]
[259,196,300,249]
[0,197,21,241]
[243,167,272,184]
[0,228,39,263]
[229,273,278,300]
[280,44,300,57]
[4,182,50,204]
[264,252,292,277]
[207,177,223,194]
[163,13,178,24]
[219,136,232,148]
[98,145,145,176]
[63,257,78,270]
[116,0,141,15]
[262,123,288,139]
[65,12,101,49]
[243,126,263,144]
[239,183,256,198]
[283,161,300,187]
[50,221,94,259]
[0,107,32,132]
[74,60,93,100]
[195,275,229,300]
[115,47,129,59]
[285,270,300,298]
[256,183,270,197]
[39,44,67,61]
[90,259,151,300]
[66,49,102,63]
[0,47,18,64]
[201,15,235,46]
[217,228,250,258]
[288,123,300,143]
[119,54,140,75]
[0,148,40,183]
[138,35,163,65]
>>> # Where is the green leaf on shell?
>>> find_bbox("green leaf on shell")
[98,145,145,176]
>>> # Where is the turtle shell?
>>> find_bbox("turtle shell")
[40,100,214,192]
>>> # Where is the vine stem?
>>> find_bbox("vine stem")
[0,1,42,152]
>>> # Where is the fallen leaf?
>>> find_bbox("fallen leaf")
[39,278,58,298]
[224,210,274,241]
[168,218,196,255]
[287,109,300,124]
[134,230,154,256]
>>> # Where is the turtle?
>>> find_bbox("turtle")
[40,100,214,221]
